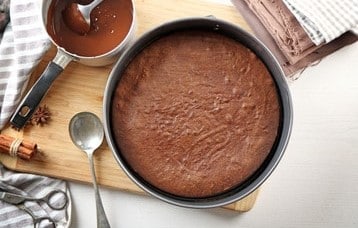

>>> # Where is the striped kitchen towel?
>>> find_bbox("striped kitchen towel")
[0,0,50,130]
[0,164,71,228]
[283,0,358,45]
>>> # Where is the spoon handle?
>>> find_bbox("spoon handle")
[88,152,111,228]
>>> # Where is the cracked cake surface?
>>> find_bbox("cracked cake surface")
[111,30,281,198]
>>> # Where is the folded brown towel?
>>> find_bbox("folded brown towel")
[242,0,319,65]
[231,0,358,77]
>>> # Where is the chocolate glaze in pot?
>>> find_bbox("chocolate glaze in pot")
[47,0,133,56]
[111,30,281,198]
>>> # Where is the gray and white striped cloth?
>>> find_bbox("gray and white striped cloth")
[0,0,50,130]
[0,164,71,228]
[283,0,358,45]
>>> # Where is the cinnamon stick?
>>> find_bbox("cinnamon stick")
[0,134,37,160]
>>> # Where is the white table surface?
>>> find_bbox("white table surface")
[68,2,358,227]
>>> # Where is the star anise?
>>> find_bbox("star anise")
[29,105,51,126]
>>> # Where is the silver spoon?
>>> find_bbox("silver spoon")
[76,0,104,26]
[69,112,111,228]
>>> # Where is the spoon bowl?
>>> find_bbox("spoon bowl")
[69,112,104,153]
[63,0,104,34]
[69,112,111,228]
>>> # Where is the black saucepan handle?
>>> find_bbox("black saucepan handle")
[10,50,73,129]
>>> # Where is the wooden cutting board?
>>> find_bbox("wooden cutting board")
[0,0,260,211]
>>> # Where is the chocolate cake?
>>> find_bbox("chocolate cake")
[111,30,281,198]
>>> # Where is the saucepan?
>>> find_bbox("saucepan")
[103,17,293,208]
[10,0,136,129]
